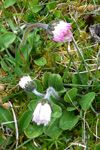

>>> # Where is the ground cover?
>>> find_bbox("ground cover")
[0,0,100,149]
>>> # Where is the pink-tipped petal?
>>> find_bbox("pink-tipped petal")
[52,20,72,43]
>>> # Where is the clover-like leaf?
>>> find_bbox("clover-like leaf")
[79,92,95,110]
[64,88,77,103]
[0,32,16,50]
[0,106,14,129]
[25,124,43,138]
[59,111,79,130]
[18,110,33,131]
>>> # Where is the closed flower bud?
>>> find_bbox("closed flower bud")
[47,20,72,43]
[3,103,10,109]
[19,75,37,92]
[32,100,52,126]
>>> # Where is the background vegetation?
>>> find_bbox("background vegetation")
[0,0,100,149]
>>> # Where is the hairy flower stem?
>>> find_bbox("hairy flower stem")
[18,23,48,50]
[44,87,64,104]
[44,87,58,100]
[32,89,45,97]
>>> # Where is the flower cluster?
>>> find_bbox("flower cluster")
[19,75,60,126]
[18,19,72,126]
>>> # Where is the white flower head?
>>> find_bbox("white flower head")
[32,101,52,126]
[19,75,32,89]
[19,75,36,92]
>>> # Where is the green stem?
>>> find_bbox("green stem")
[62,54,74,81]
[95,49,100,78]
[72,37,94,80]
[64,43,85,86]
[14,138,33,150]
[53,45,56,72]
[64,83,98,87]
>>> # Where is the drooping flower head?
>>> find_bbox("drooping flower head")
[32,100,52,126]
[19,75,36,92]
[47,19,72,43]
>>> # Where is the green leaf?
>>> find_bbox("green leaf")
[0,32,16,50]
[25,124,43,138]
[7,19,15,32]
[64,88,77,103]
[34,57,46,66]
[54,10,62,19]
[42,72,51,89]
[62,54,74,81]
[72,73,88,85]
[0,136,5,145]
[29,0,43,13]
[0,25,7,33]
[59,111,79,130]
[28,32,40,46]
[42,72,64,91]
[44,118,62,139]
[67,107,78,111]
[4,0,17,8]
[52,103,62,118]
[1,59,9,71]
[48,74,64,91]
[79,92,95,110]
[31,5,43,13]
[95,142,100,150]
[19,45,30,60]
[15,48,24,64]
[29,0,38,6]
[0,106,14,129]
[25,143,37,150]
[34,80,44,93]
[47,2,57,10]
[18,110,33,131]
[28,100,38,111]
